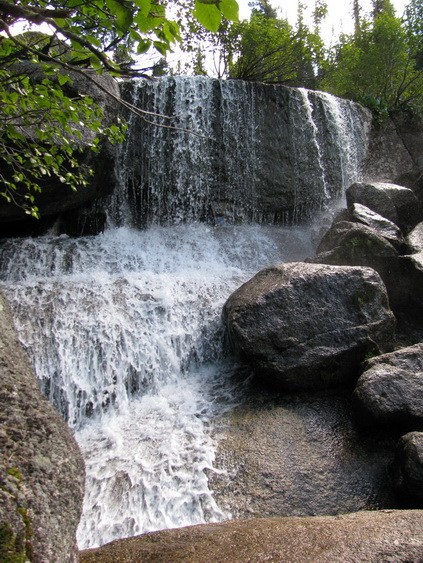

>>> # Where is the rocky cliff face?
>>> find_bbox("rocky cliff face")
[0,290,85,562]
[363,111,423,202]
[1,77,422,238]
[0,78,375,236]
[113,78,371,228]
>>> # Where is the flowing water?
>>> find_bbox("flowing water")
[0,224,315,548]
[0,78,370,549]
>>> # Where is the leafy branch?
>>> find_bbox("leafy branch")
[0,0,239,218]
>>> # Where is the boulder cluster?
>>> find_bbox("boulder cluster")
[223,180,423,508]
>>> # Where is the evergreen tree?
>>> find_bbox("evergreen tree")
[249,0,278,19]
[352,0,362,37]
[371,0,395,18]
[320,1,423,117]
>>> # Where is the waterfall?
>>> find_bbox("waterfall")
[0,78,371,549]
[0,224,314,548]
[109,77,370,227]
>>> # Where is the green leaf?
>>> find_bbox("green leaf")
[106,0,133,33]
[219,0,239,22]
[194,0,221,32]
[135,0,151,18]
[58,74,71,86]
[153,41,168,55]
[160,22,177,44]
[135,12,164,33]
[137,39,152,54]
[167,20,181,41]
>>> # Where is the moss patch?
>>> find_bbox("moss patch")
[0,522,26,563]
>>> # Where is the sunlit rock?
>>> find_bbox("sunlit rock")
[223,262,395,391]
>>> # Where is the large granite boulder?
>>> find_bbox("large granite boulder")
[223,262,395,391]
[311,220,416,312]
[346,182,420,232]
[0,290,85,562]
[79,510,423,563]
[407,221,423,253]
[353,343,423,428]
[393,432,423,504]
[315,220,400,261]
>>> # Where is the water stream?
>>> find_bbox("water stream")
[0,78,370,549]
[0,224,315,548]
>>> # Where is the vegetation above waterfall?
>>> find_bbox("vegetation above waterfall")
[0,0,239,218]
[180,0,422,119]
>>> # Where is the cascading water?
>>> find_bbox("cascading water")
[0,77,371,549]
[112,77,370,227]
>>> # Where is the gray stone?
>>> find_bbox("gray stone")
[363,116,415,183]
[398,251,423,311]
[316,220,399,258]
[223,262,395,391]
[372,182,421,232]
[346,182,397,223]
[312,217,423,313]
[211,386,397,521]
[393,432,423,503]
[407,221,423,254]
[396,168,423,207]
[79,510,423,563]
[0,290,85,562]
[353,343,423,427]
[391,111,423,171]
[350,203,407,251]
[310,221,408,311]
[399,224,423,309]
[346,181,420,232]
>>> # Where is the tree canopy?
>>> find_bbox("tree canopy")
[180,0,422,118]
[321,0,423,119]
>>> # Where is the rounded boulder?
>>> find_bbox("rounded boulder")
[223,262,395,391]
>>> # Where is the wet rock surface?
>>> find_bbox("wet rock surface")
[223,262,395,391]
[80,510,423,563]
[211,382,397,519]
[353,343,423,428]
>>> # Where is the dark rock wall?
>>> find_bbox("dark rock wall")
[363,111,423,202]
[0,68,121,238]
[113,78,371,228]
